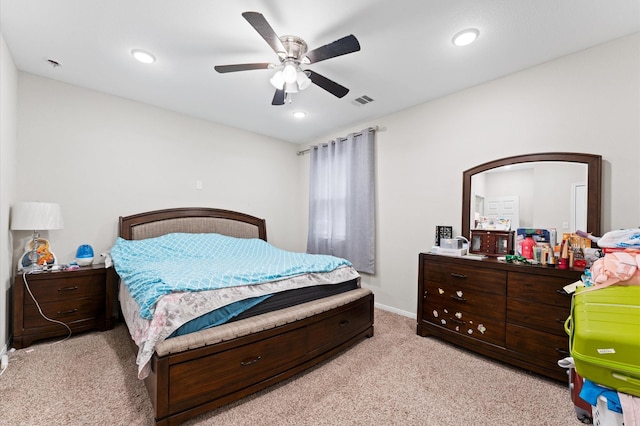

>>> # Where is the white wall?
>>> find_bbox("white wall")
[0,33,18,354]
[14,74,305,266]
[4,32,639,341]
[300,33,640,317]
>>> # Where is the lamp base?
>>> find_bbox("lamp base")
[19,263,45,274]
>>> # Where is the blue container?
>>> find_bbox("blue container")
[75,244,94,266]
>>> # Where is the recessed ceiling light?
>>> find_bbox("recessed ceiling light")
[293,111,306,119]
[131,49,156,64]
[452,29,479,47]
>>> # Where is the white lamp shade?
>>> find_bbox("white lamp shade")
[269,71,285,90]
[284,81,299,93]
[297,71,311,90]
[10,202,64,231]
[282,64,297,83]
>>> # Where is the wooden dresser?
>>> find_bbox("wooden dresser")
[417,253,582,382]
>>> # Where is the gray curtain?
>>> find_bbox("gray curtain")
[306,128,375,273]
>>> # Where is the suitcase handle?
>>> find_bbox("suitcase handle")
[612,373,640,387]
[564,316,572,336]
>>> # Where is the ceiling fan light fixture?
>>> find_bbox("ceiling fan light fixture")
[282,63,298,84]
[270,70,285,89]
[296,71,311,90]
[452,28,479,47]
[284,81,298,93]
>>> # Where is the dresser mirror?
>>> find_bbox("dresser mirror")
[462,152,602,240]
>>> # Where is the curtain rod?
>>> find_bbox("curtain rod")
[296,126,380,156]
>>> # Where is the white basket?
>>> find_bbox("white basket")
[592,396,624,426]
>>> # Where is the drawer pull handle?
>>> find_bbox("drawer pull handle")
[58,286,79,292]
[555,318,566,324]
[339,320,351,327]
[57,308,78,316]
[555,348,570,356]
[450,317,465,325]
[450,295,467,303]
[240,356,262,367]
[450,273,467,279]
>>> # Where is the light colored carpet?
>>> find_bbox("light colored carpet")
[0,309,583,425]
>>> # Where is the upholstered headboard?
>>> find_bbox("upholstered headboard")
[118,207,267,241]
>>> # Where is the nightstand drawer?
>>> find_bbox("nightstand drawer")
[24,297,104,328]
[22,274,105,303]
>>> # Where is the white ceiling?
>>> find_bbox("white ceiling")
[1,0,639,144]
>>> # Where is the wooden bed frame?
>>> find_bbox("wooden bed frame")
[111,207,374,425]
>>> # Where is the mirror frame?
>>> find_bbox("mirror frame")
[462,152,602,239]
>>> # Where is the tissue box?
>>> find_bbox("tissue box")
[440,238,462,249]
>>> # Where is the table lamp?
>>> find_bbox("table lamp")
[10,202,64,272]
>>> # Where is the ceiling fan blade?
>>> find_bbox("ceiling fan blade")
[242,11,286,56]
[214,63,272,73]
[307,70,349,98]
[272,89,285,105]
[304,34,360,64]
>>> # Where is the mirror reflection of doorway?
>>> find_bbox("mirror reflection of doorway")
[473,195,484,228]
[485,195,520,229]
[571,183,587,232]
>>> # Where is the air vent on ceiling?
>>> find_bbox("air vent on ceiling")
[352,95,374,106]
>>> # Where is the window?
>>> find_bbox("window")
[306,128,375,273]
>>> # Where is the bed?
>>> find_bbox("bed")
[108,207,374,425]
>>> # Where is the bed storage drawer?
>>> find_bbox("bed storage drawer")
[169,327,308,407]
[306,296,373,354]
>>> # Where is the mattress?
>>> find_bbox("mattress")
[170,278,360,337]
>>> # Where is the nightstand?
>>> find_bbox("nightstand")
[12,264,114,348]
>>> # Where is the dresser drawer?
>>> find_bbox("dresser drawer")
[507,299,569,337]
[424,300,506,346]
[423,262,506,296]
[422,282,505,321]
[505,324,569,369]
[169,327,308,406]
[22,274,105,304]
[507,272,574,307]
[24,297,104,328]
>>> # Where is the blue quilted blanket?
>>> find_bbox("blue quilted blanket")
[110,233,352,319]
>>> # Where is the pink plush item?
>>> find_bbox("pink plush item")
[590,249,640,288]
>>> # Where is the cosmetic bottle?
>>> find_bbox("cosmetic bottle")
[521,235,535,260]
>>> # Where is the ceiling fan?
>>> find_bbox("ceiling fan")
[214,11,361,105]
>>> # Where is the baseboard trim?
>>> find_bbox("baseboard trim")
[374,302,416,320]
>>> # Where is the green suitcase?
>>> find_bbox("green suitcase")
[566,285,640,397]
